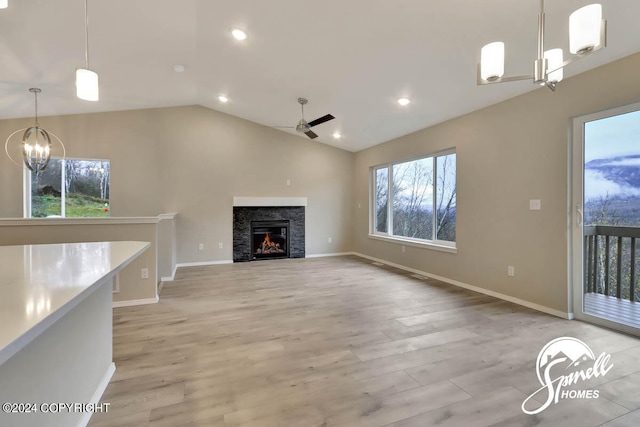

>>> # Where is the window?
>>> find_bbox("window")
[372,150,456,247]
[26,158,110,218]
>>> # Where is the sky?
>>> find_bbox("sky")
[584,108,640,200]
[584,109,640,163]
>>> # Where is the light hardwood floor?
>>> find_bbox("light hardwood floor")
[89,255,640,427]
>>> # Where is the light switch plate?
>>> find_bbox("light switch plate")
[529,199,541,210]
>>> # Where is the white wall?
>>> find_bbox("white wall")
[353,52,640,315]
[0,106,355,263]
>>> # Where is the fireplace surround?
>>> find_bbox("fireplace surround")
[233,199,305,262]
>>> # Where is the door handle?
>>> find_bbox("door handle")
[576,205,583,226]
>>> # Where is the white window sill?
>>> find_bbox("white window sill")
[367,234,457,254]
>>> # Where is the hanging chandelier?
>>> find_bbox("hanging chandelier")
[4,88,65,173]
[478,1,606,91]
[76,0,99,101]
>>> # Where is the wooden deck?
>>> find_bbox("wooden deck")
[585,292,640,328]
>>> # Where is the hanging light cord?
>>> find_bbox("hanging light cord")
[33,90,39,127]
[84,0,90,69]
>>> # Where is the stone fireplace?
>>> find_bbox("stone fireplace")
[233,197,306,262]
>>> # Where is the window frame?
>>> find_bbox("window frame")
[369,148,457,253]
[23,156,110,219]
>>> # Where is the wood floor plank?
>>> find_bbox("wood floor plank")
[385,386,527,427]
[87,255,640,426]
[351,327,478,361]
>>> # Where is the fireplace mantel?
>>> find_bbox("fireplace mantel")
[233,197,307,207]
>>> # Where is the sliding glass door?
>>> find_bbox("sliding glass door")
[572,102,640,335]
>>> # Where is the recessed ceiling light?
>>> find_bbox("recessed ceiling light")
[333,132,342,140]
[218,95,229,103]
[231,29,247,41]
[397,98,411,106]
[173,64,186,73]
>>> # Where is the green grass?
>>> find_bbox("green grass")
[32,195,109,218]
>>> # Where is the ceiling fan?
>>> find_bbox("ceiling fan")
[273,98,335,139]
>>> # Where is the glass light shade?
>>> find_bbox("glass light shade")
[0,0,7,9]
[76,68,99,101]
[544,48,564,83]
[569,4,602,54]
[480,42,505,81]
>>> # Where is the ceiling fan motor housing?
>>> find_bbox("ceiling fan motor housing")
[296,119,309,133]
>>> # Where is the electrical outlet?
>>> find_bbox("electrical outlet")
[199,243,204,251]
[402,246,406,253]
[508,266,515,277]
[141,268,149,279]
[286,179,291,186]
[529,199,541,210]
[218,242,223,249]
[328,237,332,243]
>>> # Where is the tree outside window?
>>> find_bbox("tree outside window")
[373,151,456,244]
[28,158,110,218]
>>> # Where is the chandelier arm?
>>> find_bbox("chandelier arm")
[477,75,533,85]
[5,130,66,170]
[4,128,29,168]
[476,65,531,85]
[49,132,66,160]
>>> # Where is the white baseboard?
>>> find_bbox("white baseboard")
[113,295,159,308]
[176,260,233,268]
[79,362,116,427]
[161,265,179,282]
[306,252,356,258]
[353,252,573,320]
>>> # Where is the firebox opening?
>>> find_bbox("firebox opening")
[251,220,290,260]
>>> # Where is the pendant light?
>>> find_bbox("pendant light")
[4,89,65,173]
[478,1,606,91]
[76,0,99,101]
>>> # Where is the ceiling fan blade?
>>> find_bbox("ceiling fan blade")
[307,114,335,128]
[304,130,318,139]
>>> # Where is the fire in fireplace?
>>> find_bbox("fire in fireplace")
[251,221,290,260]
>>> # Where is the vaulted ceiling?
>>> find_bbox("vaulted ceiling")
[1,0,639,151]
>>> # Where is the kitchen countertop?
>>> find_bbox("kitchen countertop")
[0,241,150,365]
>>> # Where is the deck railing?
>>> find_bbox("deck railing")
[584,225,640,302]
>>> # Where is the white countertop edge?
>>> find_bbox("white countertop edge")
[0,241,151,366]
[233,197,307,207]
[0,217,161,226]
